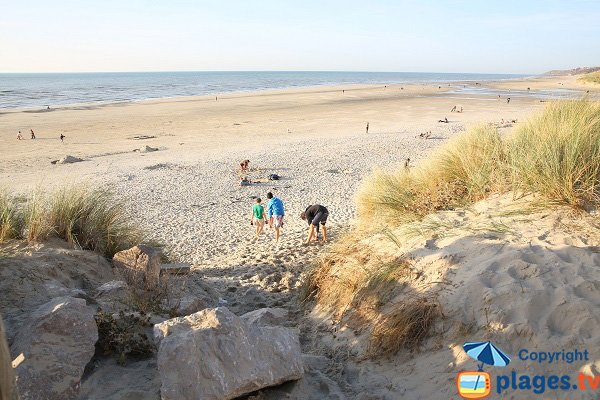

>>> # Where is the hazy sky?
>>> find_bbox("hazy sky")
[1,0,599,74]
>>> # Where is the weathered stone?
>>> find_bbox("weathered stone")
[155,307,303,400]
[160,263,191,275]
[241,307,288,327]
[112,245,161,288]
[176,294,215,317]
[11,296,97,400]
[96,280,128,293]
[94,280,130,313]
[53,155,83,165]
[137,145,158,153]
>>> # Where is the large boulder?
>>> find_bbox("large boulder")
[241,307,288,327]
[155,307,303,400]
[113,245,161,289]
[11,296,98,400]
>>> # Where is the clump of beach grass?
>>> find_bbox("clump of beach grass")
[357,125,505,225]
[578,71,600,85]
[0,186,143,258]
[22,191,51,242]
[367,298,439,356]
[508,100,600,207]
[0,190,21,242]
[357,100,600,226]
[49,187,142,257]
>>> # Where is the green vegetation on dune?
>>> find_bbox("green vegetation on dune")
[578,71,600,84]
[358,99,600,226]
[0,187,142,258]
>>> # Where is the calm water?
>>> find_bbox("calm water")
[0,71,528,110]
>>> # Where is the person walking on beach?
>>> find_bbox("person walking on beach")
[60,134,65,143]
[30,129,36,139]
[301,204,329,244]
[507,97,511,104]
[266,192,285,242]
[251,198,267,237]
[366,122,369,134]
[17,131,23,140]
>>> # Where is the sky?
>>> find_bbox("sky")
[1,0,599,74]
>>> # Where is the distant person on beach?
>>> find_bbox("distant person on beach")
[507,97,511,104]
[251,198,267,237]
[450,106,457,112]
[30,129,36,139]
[60,134,65,142]
[366,122,369,134]
[301,204,329,243]
[240,159,250,173]
[438,117,448,123]
[404,158,411,170]
[266,192,285,242]
[17,131,23,140]
[342,90,345,94]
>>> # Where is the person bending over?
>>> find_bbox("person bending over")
[301,204,329,244]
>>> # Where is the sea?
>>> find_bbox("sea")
[0,71,530,110]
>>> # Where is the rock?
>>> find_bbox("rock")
[160,263,191,275]
[52,155,84,165]
[11,296,98,400]
[155,307,303,400]
[96,280,128,294]
[94,280,130,312]
[241,307,288,327]
[176,294,215,317]
[136,145,158,153]
[112,245,161,289]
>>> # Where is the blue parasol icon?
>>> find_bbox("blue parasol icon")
[463,341,511,370]
[463,341,511,394]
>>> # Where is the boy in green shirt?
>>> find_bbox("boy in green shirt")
[251,198,267,237]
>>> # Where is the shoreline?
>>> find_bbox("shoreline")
[0,74,544,113]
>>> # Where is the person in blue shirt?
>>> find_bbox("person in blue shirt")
[266,192,285,242]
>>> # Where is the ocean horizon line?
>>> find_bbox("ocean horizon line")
[0,70,532,110]
[0,70,534,76]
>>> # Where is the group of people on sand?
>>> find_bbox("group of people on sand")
[16,129,66,142]
[250,192,329,244]
[418,131,432,139]
[17,129,36,140]
[450,105,463,113]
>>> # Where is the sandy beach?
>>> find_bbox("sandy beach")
[2,75,593,262]
[2,74,600,399]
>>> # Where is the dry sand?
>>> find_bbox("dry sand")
[1,77,582,262]
[1,76,599,399]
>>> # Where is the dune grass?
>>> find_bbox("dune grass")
[578,71,600,85]
[357,125,506,225]
[508,100,600,207]
[49,187,142,257]
[357,100,600,226]
[0,187,142,258]
[0,190,21,242]
[306,99,600,356]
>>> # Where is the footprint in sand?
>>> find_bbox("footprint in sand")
[573,280,600,304]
